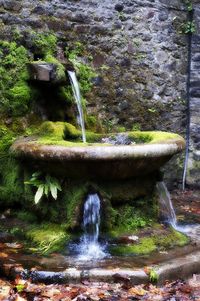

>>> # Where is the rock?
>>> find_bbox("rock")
[158,11,169,21]
[32,5,46,15]
[117,235,139,244]
[115,4,124,12]
[28,63,66,84]
[101,133,133,145]
[0,232,13,243]
[28,63,57,82]
[3,0,22,12]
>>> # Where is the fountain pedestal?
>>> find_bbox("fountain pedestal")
[10,129,185,227]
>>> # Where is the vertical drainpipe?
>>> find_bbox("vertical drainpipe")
[182,8,194,191]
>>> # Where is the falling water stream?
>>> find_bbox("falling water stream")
[157,181,200,239]
[156,182,177,228]
[77,193,107,261]
[68,70,86,143]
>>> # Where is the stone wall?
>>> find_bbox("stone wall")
[0,0,192,186]
[187,1,200,187]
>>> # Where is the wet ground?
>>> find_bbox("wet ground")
[0,239,200,272]
[172,189,200,224]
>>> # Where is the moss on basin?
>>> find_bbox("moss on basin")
[10,121,185,180]
[23,121,185,147]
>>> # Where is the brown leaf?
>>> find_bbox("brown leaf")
[0,252,8,258]
[15,295,27,301]
[128,287,147,296]
[179,284,192,294]
[0,280,12,299]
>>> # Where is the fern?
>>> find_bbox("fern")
[25,172,62,204]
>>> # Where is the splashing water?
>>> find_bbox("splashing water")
[67,70,86,143]
[78,193,107,261]
[156,181,200,237]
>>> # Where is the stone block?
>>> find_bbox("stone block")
[190,88,200,98]
[3,0,22,12]
[191,61,200,71]
[28,63,66,83]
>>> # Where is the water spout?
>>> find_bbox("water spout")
[78,193,107,261]
[68,70,86,143]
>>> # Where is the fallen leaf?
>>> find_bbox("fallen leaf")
[5,242,23,249]
[128,287,147,296]
[0,252,8,258]
[179,284,192,293]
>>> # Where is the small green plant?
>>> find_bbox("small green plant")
[132,123,141,131]
[100,64,110,71]
[25,172,62,204]
[15,284,25,293]
[149,269,159,283]
[30,31,57,56]
[117,11,126,21]
[148,108,157,113]
[183,0,193,11]
[182,21,196,34]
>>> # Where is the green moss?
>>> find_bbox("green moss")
[117,126,126,133]
[16,211,37,223]
[0,40,31,116]
[108,199,157,237]
[0,157,23,206]
[77,63,96,95]
[58,86,73,104]
[113,205,152,233]
[0,124,24,206]
[37,121,65,138]
[9,82,32,116]
[29,32,57,56]
[110,237,156,256]
[132,123,141,131]
[64,183,88,230]
[154,229,189,248]
[0,126,15,153]
[44,54,65,81]
[66,45,97,96]
[63,123,82,140]
[34,123,184,146]
[36,121,102,145]
[128,131,185,144]
[26,224,69,254]
[109,229,189,256]
[86,115,98,131]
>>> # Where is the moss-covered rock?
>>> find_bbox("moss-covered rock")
[0,157,23,207]
[0,40,31,117]
[110,237,157,255]
[109,229,189,256]
[26,223,70,255]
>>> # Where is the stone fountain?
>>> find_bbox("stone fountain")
[6,66,199,286]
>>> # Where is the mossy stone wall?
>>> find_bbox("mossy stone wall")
[0,0,191,186]
[0,0,188,132]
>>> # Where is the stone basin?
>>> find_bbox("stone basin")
[10,131,185,180]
